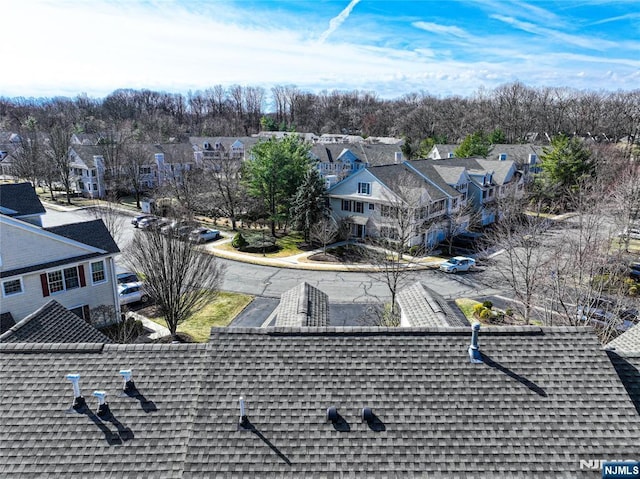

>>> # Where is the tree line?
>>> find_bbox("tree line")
[1,82,638,146]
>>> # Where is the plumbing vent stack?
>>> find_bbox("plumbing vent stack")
[468,322,483,364]
[238,396,249,427]
[360,407,374,422]
[65,374,86,409]
[119,369,135,392]
[326,406,338,423]
[93,391,110,417]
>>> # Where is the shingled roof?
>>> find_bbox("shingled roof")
[0,300,112,344]
[45,219,120,254]
[1,326,638,477]
[396,281,468,327]
[273,282,329,327]
[606,322,640,354]
[0,182,46,217]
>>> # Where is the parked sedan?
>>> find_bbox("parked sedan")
[188,227,221,243]
[117,271,139,285]
[439,256,476,273]
[577,298,639,331]
[131,214,153,228]
[118,281,149,306]
[137,216,161,229]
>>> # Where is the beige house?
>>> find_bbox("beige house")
[0,215,120,326]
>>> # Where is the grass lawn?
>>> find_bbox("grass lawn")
[455,298,482,322]
[151,291,253,342]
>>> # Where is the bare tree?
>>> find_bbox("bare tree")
[90,192,126,246]
[125,229,225,339]
[485,198,554,324]
[12,117,46,191]
[309,216,338,255]
[44,120,73,203]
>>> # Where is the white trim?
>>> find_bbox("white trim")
[2,277,24,298]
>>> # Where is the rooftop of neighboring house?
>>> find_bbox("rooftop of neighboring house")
[427,144,459,158]
[0,182,46,217]
[354,143,404,166]
[69,144,105,168]
[420,157,516,186]
[0,300,112,344]
[45,219,120,254]
[0,326,638,477]
[406,161,467,197]
[366,163,450,202]
[396,282,468,327]
[487,144,544,164]
[273,282,329,327]
[606,322,640,354]
[190,136,261,152]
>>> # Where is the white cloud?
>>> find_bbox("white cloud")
[412,22,471,38]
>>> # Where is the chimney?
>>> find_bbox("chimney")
[238,396,249,428]
[119,369,135,393]
[92,391,110,417]
[65,373,86,410]
[468,323,483,364]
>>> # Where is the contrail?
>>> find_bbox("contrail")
[318,0,361,44]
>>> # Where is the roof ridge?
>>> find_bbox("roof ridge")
[209,326,577,336]
[0,342,105,353]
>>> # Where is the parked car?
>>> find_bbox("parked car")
[138,216,161,229]
[188,227,221,243]
[577,297,639,331]
[619,228,640,240]
[118,281,149,306]
[439,256,476,273]
[117,271,139,285]
[131,214,153,228]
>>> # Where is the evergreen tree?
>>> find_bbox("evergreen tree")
[291,168,329,242]
[454,131,490,158]
[539,134,594,189]
[243,135,311,236]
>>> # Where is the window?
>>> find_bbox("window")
[91,261,106,284]
[2,279,22,296]
[140,166,152,175]
[354,201,364,214]
[91,169,96,177]
[48,270,64,293]
[498,153,507,161]
[357,182,371,195]
[341,199,352,212]
[368,203,375,210]
[92,183,98,191]
[63,267,80,290]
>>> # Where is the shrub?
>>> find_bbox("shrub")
[231,232,248,249]
[472,303,486,316]
[409,245,424,257]
[482,300,493,310]
[505,307,514,317]
[629,285,639,297]
[479,308,492,320]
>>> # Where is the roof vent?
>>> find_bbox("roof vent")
[119,369,135,393]
[92,391,110,417]
[360,407,374,422]
[238,396,250,428]
[65,373,86,410]
[468,323,483,364]
[326,406,339,422]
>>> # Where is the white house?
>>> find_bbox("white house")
[0,215,121,326]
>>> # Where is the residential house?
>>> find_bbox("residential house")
[488,144,545,176]
[426,144,459,159]
[0,182,46,226]
[328,163,461,246]
[68,144,106,198]
[0,131,21,179]
[0,300,112,343]
[190,136,259,167]
[0,215,121,324]
[0,325,639,477]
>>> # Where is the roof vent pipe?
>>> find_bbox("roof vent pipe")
[468,322,483,364]
[65,373,86,410]
[119,369,135,393]
[326,406,338,422]
[238,396,249,428]
[360,407,374,422]
[92,391,110,417]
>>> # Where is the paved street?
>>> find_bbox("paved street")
[41,206,502,308]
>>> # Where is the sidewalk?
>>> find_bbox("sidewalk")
[202,236,445,272]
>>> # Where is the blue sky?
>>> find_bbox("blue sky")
[2,0,638,100]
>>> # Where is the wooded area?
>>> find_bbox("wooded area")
[1,82,638,147]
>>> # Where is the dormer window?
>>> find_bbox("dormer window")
[357,182,371,195]
[448,152,454,158]
[498,153,507,161]
[529,154,537,165]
